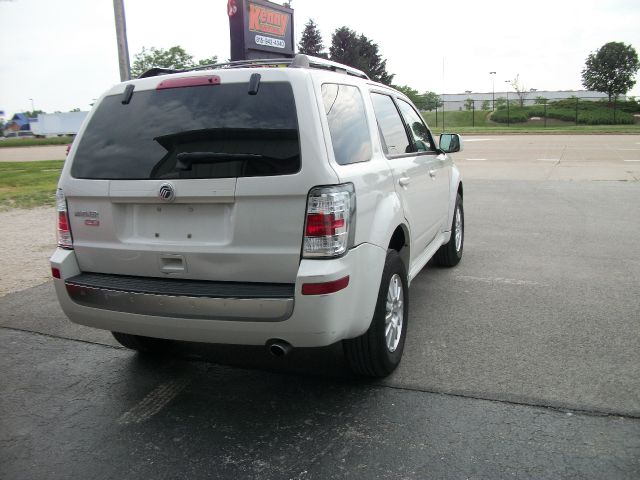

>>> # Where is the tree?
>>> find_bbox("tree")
[298,19,326,58]
[495,97,507,110]
[582,42,639,101]
[481,99,491,110]
[196,56,219,67]
[130,46,218,78]
[23,110,44,118]
[464,98,474,111]
[534,96,548,105]
[329,27,394,85]
[422,91,442,111]
[69,108,81,112]
[510,74,528,107]
[393,85,424,105]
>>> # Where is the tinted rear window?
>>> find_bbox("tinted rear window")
[321,84,371,165]
[71,82,300,180]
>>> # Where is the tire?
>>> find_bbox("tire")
[435,193,464,267]
[111,331,172,355]
[343,249,409,377]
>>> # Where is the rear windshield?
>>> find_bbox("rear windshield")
[71,82,300,180]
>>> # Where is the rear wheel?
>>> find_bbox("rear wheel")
[111,331,172,355]
[435,193,464,267]
[343,249,408,377]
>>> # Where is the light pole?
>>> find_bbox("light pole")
[29,98,35,114]
[465,90,475,127]
[504,80,510,126]
[489,71,496,110]
[113,0,131,81]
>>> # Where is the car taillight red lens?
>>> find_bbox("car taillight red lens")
[305,213,345,237]
[303,184,355,258]
[56,189,73,249]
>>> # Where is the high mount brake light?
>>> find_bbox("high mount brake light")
[303,184,355,258]
[156,76,221,90]
[56,189,73,249]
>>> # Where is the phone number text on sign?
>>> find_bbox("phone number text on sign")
[254,35,285,49]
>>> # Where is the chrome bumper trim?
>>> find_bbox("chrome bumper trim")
[65,284,294,322]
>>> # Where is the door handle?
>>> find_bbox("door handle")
[398,177,410,187]
[429,169,437,178]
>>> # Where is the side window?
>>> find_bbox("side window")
[321,83,372,165]
[370,93,412,156]
[397,99,433,152]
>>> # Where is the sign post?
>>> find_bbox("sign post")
[228,0,295,61]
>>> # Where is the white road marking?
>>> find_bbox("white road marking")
[118,377,191,425]
[536,159,560,162]
[464,158,487,161]
[463,138,500,142]
[456,275,541,287]
[615,148,640,151]
[623,160,640,162]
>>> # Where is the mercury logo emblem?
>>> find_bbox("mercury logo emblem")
[159,183,175,202]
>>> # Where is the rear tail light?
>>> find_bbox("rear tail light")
[303,184,355,258]
[56,189,73,249]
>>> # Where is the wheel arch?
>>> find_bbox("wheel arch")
[387,224,410,273]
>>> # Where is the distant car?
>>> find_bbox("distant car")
[50,54,465,377]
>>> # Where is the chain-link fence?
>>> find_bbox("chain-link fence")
[415,96,640,130]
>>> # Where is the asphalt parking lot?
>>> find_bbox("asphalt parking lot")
[1,135,639,479]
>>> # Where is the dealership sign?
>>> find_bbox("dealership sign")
[228,0,294,60]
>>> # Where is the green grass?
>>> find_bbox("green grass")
[427,124,640,135]
[0,161,64,210]
[421,109,640,134]
[0,136,74,148]
[421,110,491,128]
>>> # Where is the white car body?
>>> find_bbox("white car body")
[51,56,462,355]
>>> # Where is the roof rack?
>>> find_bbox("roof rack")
[138,54,370,80]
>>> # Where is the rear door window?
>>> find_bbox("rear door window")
[321,84,372,165]
[370,93,411,156]
[71,82,300,180]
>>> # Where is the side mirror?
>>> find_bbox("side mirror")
[439,133,464,153]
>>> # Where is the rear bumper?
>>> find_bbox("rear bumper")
[50,243,386,347]
[65,273,294,322]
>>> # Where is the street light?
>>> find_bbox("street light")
[490,72,497,108]
[29,98,35,114]
[504,80,511,126]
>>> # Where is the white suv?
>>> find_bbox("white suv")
[51,55,464,377]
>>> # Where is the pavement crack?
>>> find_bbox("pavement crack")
[374,383,640,420]
[3,325,639,421]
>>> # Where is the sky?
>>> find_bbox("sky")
[1,0,639,117]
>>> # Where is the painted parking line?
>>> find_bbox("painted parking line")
[464,158,487,161]
[463,138,501,142]
[536,159,560,162]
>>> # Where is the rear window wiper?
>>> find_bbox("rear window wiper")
[176,152,288,170]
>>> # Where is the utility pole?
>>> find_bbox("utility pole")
[113,0,131,81]
[489,71,496,111]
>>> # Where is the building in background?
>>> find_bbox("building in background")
[2,111,88,137]
[31,112,88,137]
[440,90,613,111]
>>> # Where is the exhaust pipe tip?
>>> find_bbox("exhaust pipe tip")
[267,339,293,357]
